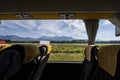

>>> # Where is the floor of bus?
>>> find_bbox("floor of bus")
[41,62,83,80]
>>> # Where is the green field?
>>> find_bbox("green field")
[48,43,112,62]
[48,43,86,62]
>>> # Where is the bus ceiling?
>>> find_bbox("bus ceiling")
[0,0,120,13]
[0,0,120,20]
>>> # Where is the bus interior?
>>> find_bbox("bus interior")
[0,0,120,80]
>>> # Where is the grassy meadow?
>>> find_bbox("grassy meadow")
[48,43,111,62]
[49,43,86,62]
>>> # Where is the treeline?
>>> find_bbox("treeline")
[1,39,120,44]
[51,40,87,43]
[51,40,120,43]
[1,40,39,43]
[96,40,120,44]
[11,41,39,43]
[3,39,88,43]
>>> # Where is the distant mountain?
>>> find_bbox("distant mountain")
[0,35,74,41]
[0,35,35,41]
[37,36,73,41]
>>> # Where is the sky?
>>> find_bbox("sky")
[0,19,120,41]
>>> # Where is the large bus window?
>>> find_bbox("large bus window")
[0,20,119,62]
[0,20,87,62]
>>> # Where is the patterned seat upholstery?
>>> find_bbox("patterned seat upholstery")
[80,45,99,80]
[0,44,11,51]
[91,45,120,80]
[0,44,25,80]
[0,44,51,80]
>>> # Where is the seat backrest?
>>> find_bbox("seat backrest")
[80,45,98,80]
[91,45,120,80]
[8,44,51,80]
[6,44,40,80]
[0,44,11,51]
[84,45,98,62]
[0,45,25,80]
[29,44,52,80]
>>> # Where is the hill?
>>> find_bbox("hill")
[0,35,74,41]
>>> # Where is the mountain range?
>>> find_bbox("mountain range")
[0,35,74,41]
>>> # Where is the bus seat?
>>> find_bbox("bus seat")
[84,45,98,62]
[8,44,51,80]
[0,44,42,80]
[91,45,120,80]
[28,44,52,80]
[0,44,11,51]
[0,45,25,80]
[80,45,99,80]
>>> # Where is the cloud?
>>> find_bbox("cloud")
[35,20,87,39]
[96,30,120,41]
[61,20,87,39]
[38,20,61,33]
[1,20,19,29]
[97,20,120,40]
[1,19,119,40]
[63,20,85,31]
[100,20,111,26]
[2,20,40,31]
[0,20,87,39]
[0,28,5,31]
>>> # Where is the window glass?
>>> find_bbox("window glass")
[0,19,119,62]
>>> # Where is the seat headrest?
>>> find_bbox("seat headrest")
[7,44,40,64]
[47,44,52,54]
[85,45,98,62]
[18,44,40,64]
[98,45,120,76]
[0,44,40,66]
[0,44,11,51]
[0,45,24,80]
[40,44,52,54]
[0,44,49,64]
